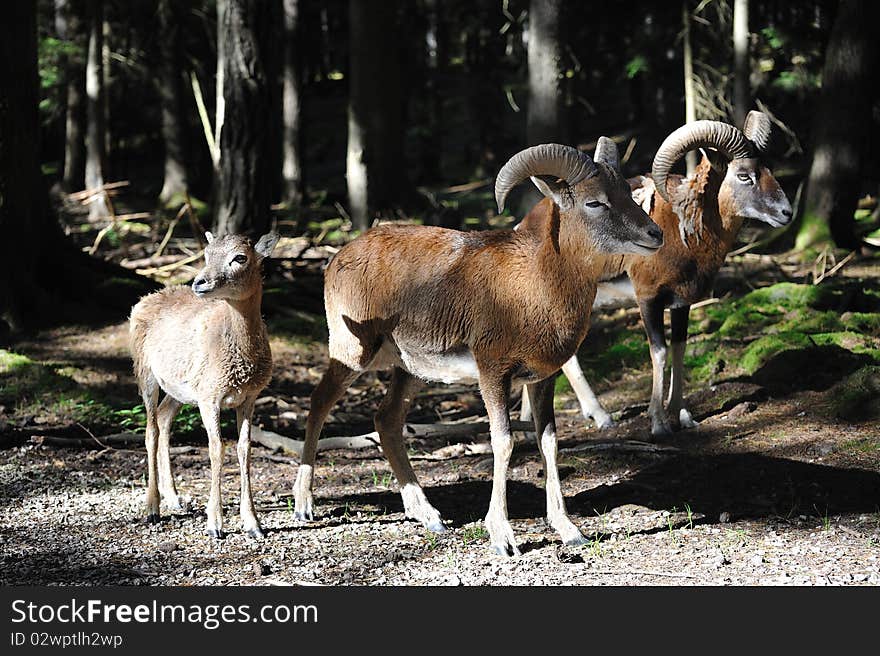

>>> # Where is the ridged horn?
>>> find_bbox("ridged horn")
[743,110,772,152]
[495,143,597,212]
[651,120,754,202]
[594,136,620,171]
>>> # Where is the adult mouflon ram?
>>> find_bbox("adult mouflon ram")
[520,111,792,437]
[294,142,663,556]
[130,230,280,539]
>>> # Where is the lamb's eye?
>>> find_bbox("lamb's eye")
[232,254,247,265]
[585,200,606,209]
[737,173,753,184]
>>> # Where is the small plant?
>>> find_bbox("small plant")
[286,498,293,514]
[424,531,439,550]
[684,502,694,530]
[461,524,488,544]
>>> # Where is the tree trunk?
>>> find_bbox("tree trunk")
[797,0,879,251]
[214,0,273,236]
[346,0,406,231]
[281,0,304,208]
[85,0,109,219]
[157,0,189,205]
[682,1,697,176]
[526,0,562,146]
[60,0,86,192]
[0,3,154,333]
[732,0,750,126]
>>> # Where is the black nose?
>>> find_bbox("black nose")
[647,225,663,242]
[193,276,206,288]
[782,208,793,219]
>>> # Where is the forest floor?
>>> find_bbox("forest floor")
[1,202,880,586]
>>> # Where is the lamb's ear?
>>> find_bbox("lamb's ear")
[530,175,574,210]
[254,231,281,259]
[205,231,215,243]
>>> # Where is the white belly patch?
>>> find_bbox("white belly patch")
[156,376,197,405]
[398,347,480,384]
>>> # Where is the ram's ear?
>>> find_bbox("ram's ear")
[530,175,574,210]
[204,231,215,243]
[699,147,729,173]
[254,231,281,259]
[594,136,620,171]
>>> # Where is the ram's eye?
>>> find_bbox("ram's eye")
[232,254,247,265]
[585,200,606,209]
[737,173,753,184]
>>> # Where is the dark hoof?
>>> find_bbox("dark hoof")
[292,511,313,522]
[207,528,225,540]
[247,527,265,540]
[426,521,447,534]
[145,513,160,525]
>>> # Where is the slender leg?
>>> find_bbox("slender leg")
[526,377,587,546]
[374,368,444,532]
[236,395,263,538]
[294,359,360,521]
[667,306,699,430]
[560,355,615,429]
[520,385,532,422]
[639,297,672,437]
[156,395,185,511]
[479,369,519,556]
[198,402,225,538]
[141,383,161,523]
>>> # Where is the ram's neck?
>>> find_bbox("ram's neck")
[677,158,744,253]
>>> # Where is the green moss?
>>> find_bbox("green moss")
[740,332,814,375]
[812,332,880,360]
[775,309,844,334]
[820,366,880,421]
[842,312,880,336]
[0,349,77,403]
[580,331,649,380]
[738,282,833,311]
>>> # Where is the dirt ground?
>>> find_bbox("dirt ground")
[2,254,880,587]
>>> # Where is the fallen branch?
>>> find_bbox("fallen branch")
[251,420,536,458]
[136,250,204,276]
[559,440,679,455]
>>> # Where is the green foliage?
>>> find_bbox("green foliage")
[625,55,649,79]
[38,36,81,125]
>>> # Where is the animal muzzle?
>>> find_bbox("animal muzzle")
[632,224,664,251]
[192,276,217,296]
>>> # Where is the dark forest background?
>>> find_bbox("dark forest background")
[2,0,879,332]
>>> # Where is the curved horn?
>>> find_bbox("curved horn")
[743,110,772,152]
[594,136,620,171]
[495,143,597,212]
[651,120,754,202]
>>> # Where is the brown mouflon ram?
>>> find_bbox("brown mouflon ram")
[129,231,280,538]
[294,142,663,556]
[519,111,792,436]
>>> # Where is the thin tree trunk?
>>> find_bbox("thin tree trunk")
[281,0,304,208]
[683,1,697,176]
[526,0,562,145]
[214,0,272,236]
[346,0,406,231]
[157,0,189,205]
[85,0,109,219]
[61,0,86,191]
[732,0,750,126]
[797,0,879,251]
